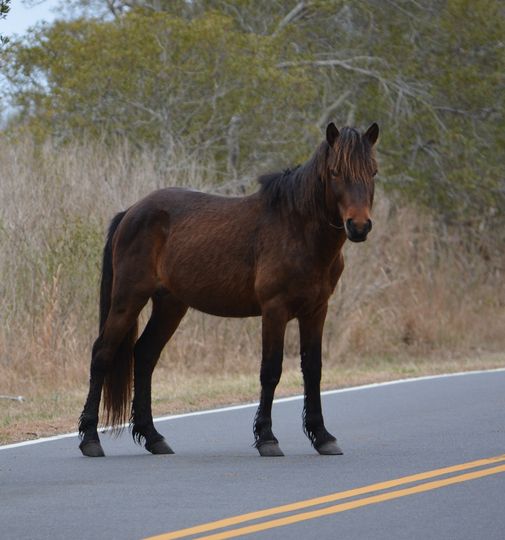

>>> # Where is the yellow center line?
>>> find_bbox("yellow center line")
[198,464,505,540]
[144,454,505,540]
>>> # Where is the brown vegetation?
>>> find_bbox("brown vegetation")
[1,139,504,444]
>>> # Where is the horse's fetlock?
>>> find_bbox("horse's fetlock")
[304,411,323,429]
[254,428,277,446]
[254,415,276,442]
[254,415,271,431]
[78,412,98,435]
[132,421,161,446]
[307,425,336,448]
[131,423,148,445]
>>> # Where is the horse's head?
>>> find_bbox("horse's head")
[323,122,379,242]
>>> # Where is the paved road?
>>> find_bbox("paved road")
[1,370,505,540]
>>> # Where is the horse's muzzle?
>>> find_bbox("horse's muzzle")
[345,218,372,242]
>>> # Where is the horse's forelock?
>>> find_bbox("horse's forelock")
[327,127,376,184]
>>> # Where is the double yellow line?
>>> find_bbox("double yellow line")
[146,454,505,540]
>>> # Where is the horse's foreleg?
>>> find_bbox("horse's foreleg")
[299,306,342,455]
[132,292,187,455]
[254,302,288,457]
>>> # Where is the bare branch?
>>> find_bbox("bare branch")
[273,1,308,36]
[105,0,121,18]
[0,394,24,402]
[316,91,350,129]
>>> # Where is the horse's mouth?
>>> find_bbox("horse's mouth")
[348,236,367,243]
[346,232,368,243]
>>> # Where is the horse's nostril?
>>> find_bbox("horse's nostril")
[345,218,371,238]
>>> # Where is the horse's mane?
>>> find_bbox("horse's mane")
[257,146,325,218]
[258,127,376,217]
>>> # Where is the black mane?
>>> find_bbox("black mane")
[258,144,327,218]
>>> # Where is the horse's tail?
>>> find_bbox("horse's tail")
[99,210,137,432]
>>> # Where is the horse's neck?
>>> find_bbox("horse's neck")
[298,215,347,266]
[320,225,347,262]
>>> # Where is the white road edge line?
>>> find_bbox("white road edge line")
[1,367,504,451]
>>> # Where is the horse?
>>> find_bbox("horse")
[78,122,379,457]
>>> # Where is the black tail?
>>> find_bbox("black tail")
[99,211,138,431]
[99,211,126,331]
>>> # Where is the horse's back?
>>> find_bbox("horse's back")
[114,188,263,317]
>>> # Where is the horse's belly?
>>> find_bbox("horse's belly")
[188,295,262,318]
[172,287,261,317]
[161,266,261,317]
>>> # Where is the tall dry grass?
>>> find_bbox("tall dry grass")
[1,137,504,407]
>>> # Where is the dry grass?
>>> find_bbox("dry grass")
[1,137,504,444]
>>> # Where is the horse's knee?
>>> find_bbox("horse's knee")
[133,350,154,375]
[260,353,283,387]
[133,341,160,372]
[260,370,281,388]
[89,348,111,378]
[301,352,322,378]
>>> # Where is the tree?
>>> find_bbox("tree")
[1,0,11,46]
[3,8,315,175]
[2,0,504,234]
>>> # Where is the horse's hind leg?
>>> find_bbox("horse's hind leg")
[254,301,288,457]
[79,293,149,457]
[299,307,342,455]
[131,291,187,455]
[79,339,109,457]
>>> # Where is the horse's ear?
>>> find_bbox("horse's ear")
[364,122,379,146]
[326,122,339,147]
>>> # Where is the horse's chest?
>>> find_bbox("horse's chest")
[255,257,335,308]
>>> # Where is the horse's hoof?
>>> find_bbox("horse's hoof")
[257,442,284,457]
[79,440,105,457]
[145,439,174,455]
[316,440,343,455]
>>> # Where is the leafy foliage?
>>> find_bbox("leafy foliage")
[3,9,315,172]
[2,0,504,232]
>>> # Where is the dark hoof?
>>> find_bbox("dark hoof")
[316,440,343,455]
[79,440,105,457]
[257,442,284,457]
[145,439,174,455]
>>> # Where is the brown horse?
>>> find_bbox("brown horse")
[78,122,379,457]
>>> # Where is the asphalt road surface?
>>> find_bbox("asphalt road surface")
[1,369,505,540]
